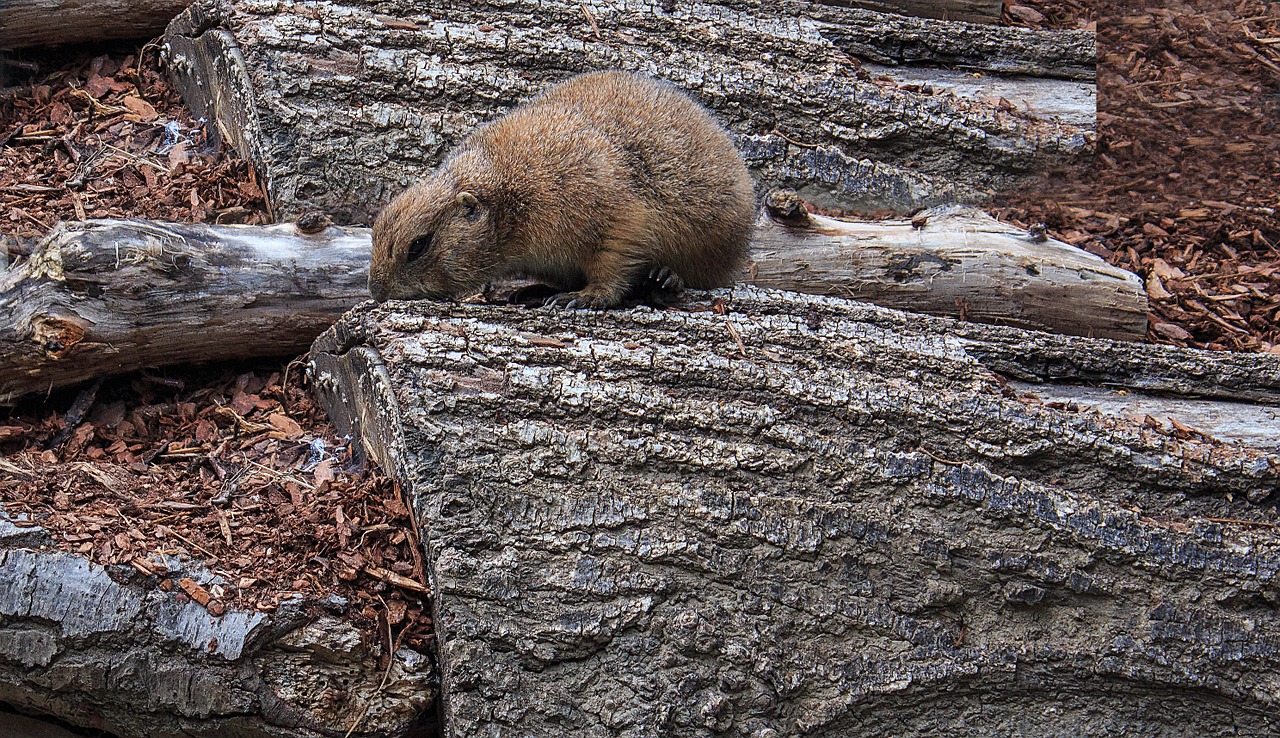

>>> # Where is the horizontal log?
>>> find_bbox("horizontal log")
[163,0,1095,223]
[816,0,1002,24]
[0,208,1144,400]
[811,6,1096,80]
[0,0,190,49]
[309,286,1280,738]
[0,219,369,403]
[0,518,434,737]
[751,199,1145,340]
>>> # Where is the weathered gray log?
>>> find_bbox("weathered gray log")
[813,7,1095,79]
[0,219,369,403]
[0,0,191,49]
[310,287,1280,738]
[0,517,434,738]
[751,202,1144,340]
[818,0,1002,25]
[163,0,1095,224]
[0,207,1146,400]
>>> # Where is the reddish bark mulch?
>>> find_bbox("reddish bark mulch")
[0,361,433,650]
[995,0,1280,353]
[1,44,270,259]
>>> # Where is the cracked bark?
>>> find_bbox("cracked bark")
[310,287,1280,738]
[163,0,1094,224]
[0,518,435,738]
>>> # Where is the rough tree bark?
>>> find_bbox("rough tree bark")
[310,287,1280,738]
[0,205,1144,400]
[163,0,1094,224]
[820,0,1003,24]
[0,0,191,49]
[0,515,435,738]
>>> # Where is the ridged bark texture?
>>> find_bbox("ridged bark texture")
[311,287,1280,738]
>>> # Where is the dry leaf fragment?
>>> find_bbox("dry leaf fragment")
[122,96,158,122]
[268,413,303,439]
[178,578,212,606]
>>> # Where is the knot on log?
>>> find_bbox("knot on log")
[30,315,86,356]
[295,211,333,235]
[763,188,811,226]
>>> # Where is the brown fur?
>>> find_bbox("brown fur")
[368,71,756,308]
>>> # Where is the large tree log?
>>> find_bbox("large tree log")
[0,207,1144,401]
[0,0,191,49]
[310,287,1280,738]
[163,0,1094,224]
[0,516,435,737]
[752,199,1144,340]
[821,0,1002,25]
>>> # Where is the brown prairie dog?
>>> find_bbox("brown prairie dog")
[368,70,756,308]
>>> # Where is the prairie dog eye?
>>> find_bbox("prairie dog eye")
[407,233,433,262]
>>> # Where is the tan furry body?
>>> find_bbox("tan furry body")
[369,71,756,308]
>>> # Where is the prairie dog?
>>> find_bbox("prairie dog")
[369,71,755,308]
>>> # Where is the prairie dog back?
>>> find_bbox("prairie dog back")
[369,71,756,308]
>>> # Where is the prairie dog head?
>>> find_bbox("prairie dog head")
[369,169,498,302]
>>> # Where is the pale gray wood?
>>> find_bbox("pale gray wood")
[0,0,191,48]
[310,286,1280,738]
[0,518,434,738]
[0,207,1145,401]
[0,219,369,402]
[163,0,1095,224]
[1009,381,1280,449]
[750,204,1145,340]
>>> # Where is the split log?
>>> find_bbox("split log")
[0,0,191,49]
[310,287,1280,738]
[0,517,435,737]
[0,206,1145,401]
[163,0,1094,224]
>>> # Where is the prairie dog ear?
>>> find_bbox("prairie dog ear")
[456,191,480,214]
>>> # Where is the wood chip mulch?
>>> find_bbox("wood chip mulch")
[1,46,435,649]
[994,0,1280,353]
[1,44,270,260]
[0,361,433,651]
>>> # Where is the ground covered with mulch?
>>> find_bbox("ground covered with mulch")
[1,43,270,257]
[1,44,430,649]
[996,0,1280,353]
[0,0,1276,660]
[0,360,434,649]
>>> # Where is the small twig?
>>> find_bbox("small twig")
[158,524,218,559]
[770,128,821,149]
[724,322,748,357]
[581,3,602,40]
[364,564,430,594]
[1204,518,1277,529]
[0,458,34,480]
[919,446,963,466]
